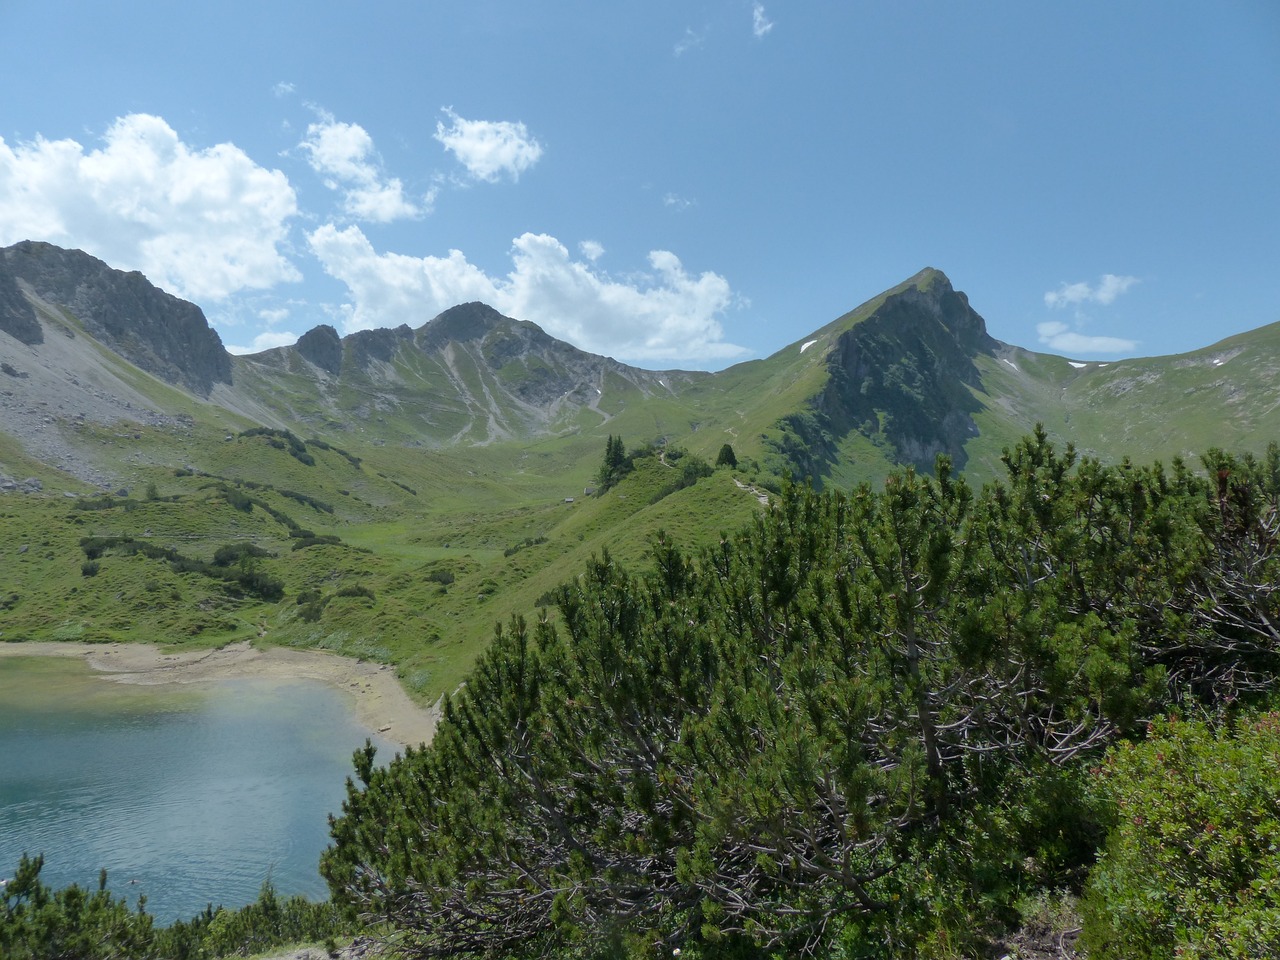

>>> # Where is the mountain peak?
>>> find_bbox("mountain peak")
[0,240,231,395]
[294,324,343,375]
[423,302,510,344]
[780,268,998,476]
[905,266,949,287]
[889,268,997,355]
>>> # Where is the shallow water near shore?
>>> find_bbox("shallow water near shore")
[0,655,397,922]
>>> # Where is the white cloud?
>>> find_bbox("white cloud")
[307,224,496,329]
[664,192,695,211]
[258,307,290,324]
[1094,273,1139,304]
[579,240,605,262]
[752,3,775,38]
[1045,273,1139,309]
[300,112,422,222]
[225,329,301,355]
[306,224,746,365]
[273,81,295,97]
[434,108,543,183]
[0,114,300,301]
[1036,320,1137,355]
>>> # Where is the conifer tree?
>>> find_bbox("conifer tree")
[597,435,629,491]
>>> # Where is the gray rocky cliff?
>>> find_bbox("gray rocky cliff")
[294,324,344,375]
[0,262,43,345]
[821,270,997,470]
[0,241,232,395]
[772,269,1000,479]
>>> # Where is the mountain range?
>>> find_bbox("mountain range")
[1,239,1276,700]
[4,239,1277,493]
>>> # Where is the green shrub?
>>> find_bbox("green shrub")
[278,488,333,513]
[298,601,326,623]
[0,855,351,960]
[224,487,253,513]
[1082,714,1280,959]
[0,855,155,960]
[503,535,547,557]
[211,542,274,567]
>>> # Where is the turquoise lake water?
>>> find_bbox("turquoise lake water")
[0,656,397,922]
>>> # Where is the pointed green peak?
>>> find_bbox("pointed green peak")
[907,266,952,293]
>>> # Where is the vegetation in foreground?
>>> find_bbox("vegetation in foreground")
[0,854,352,960]
[322,432,1280,958]
[7,431,1280,958]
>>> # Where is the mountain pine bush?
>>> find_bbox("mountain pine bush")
[322,432,1280,957]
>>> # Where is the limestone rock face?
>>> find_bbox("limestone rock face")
[295,324,343,375]
[787,269,999,474]
[0,241,231,395]
[347,325,414,367]
[0,262,43,345]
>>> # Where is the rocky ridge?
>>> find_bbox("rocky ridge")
[231,301,703,446]
[0,241,231,395]
[821,269,997,469]
[4,240,1278,497]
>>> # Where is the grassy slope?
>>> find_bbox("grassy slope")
[966,322,1280,479]
[0,424,765,706]
[5,279,1279,710]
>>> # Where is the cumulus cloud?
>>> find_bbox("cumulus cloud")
[663,193,695,211]
[258,307,290,324]
[752,3,775,38]
[434,108,543,183]
[579,240,605,262]
[0,113,300,301]
[1045,273,1139,309]
[1036,320,1137,355]
[225,329,301,355]
[300,112,423,222]
[306,224,746,365]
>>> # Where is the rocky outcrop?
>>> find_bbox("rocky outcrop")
[420,303,634,407]
[0,264,42,345]
[294,324,343,375]
[823,270,996,470]
[348,325,414,368]
[0,474,43,494]
[419,301,505,347]
[777,269,999,476]
[0,241,231,395]
[0,242,697,448]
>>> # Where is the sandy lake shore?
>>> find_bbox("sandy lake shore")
[0,641,439,748]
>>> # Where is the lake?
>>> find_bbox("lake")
[0,655,398,922]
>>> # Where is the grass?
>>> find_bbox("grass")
[0,434,766,707]
[6,268,1280,708]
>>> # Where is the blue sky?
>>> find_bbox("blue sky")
[1,2,1276,369]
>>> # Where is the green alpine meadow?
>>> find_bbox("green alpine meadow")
[4,242,1280,957]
